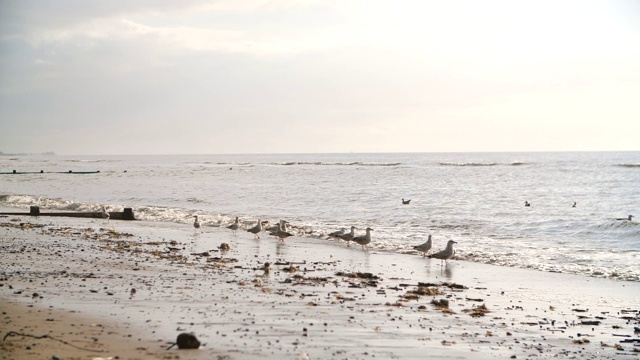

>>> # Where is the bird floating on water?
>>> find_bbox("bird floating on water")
[616,215,634,221]
[572,202,577,208]
[247,219,263,239]
[524,201,531,207]
[428,240,457,266]
[402,198,411,205]
[413,235,432,257]
[352,227,373,250]
[227,216,240,234]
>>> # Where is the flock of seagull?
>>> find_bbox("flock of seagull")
[189,198,634,267]
[190,197,459,266]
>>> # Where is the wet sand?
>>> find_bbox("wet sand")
[1,213,639,359]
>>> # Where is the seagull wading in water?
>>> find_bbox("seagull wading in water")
[337,226,357,246]
[352,227,373,250]
[413,235,432,257]
[270,220,294,243]
[247,219,263,239]
[227,216,240,234]
[428,240,457,266]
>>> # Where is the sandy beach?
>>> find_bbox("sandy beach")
[1,212,639,359]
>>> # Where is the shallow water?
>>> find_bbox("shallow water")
[1,151,638,281]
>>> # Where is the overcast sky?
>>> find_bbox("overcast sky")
[1,0,639,155]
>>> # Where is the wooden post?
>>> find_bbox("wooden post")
[122,208,135,220]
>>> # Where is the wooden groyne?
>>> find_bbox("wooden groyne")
[0,170,101,174]
[0,206,136,220]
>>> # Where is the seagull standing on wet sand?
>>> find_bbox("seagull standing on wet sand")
[327,228,346,239]
[227,216,240,234]
[413,235,432,257]
[193,215,201,232]
[337,226,357,246]
[101,206,110,223]
[352,227,373,250]
[428,240,457,266]
[270,220,294,243]
[247,219,263,239]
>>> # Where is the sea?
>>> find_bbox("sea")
[1,152,638,282]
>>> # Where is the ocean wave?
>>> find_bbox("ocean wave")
[440,162,497,167]
[63,159,120,163]
[273,161,402,167]
[615,163,640,168]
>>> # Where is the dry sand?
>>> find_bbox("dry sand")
[1,212,639,359]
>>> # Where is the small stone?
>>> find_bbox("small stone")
[176,332,201,349]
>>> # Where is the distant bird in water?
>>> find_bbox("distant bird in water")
[413,235,432,257]
[337,226,357,246]
[193,215,201,232]
[616,215,634,221]
[101,206,110,223]
[227,216,240,234]
[524,201,531,207]
[402,198,411,205]
[247,219,263,239]
[572,202,577,208]
[352,227,373,250]
[428,240,457,266]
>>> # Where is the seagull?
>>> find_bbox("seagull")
[193,215,201,232]
[413,235,432,257]
[227,216,240,234]
[101,206,110,223]
[327,227,346,239]
[402,198,411,205]
[524,201,531,207]
[572,202,577,208]
[270,220,294,243]
[427,240,457,266]
[247,219,263,239]
[352,227,373,250]
[616,215,634,221]
[337,226,357,246]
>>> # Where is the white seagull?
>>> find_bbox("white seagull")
[247,219,263,239]
[101,206,110,223]
[428,240,457,266]
[352,227,373,250]
[413,235,432,257]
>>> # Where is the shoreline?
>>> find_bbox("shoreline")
[1,214,639,359]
